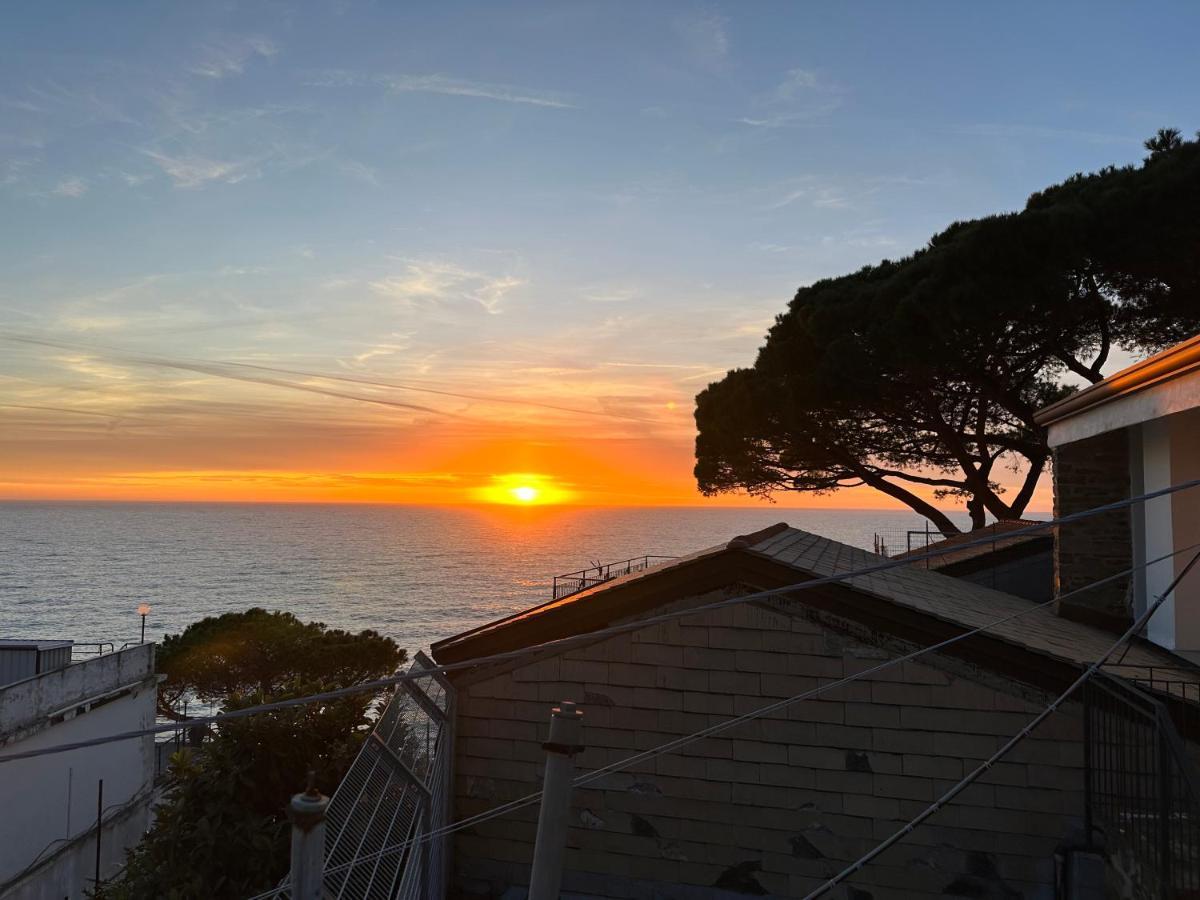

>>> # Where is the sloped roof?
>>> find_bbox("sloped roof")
[892,519,1051,570]
[431,523,1196,690]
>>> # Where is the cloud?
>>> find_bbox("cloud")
[190,36,279,79]
[674,10,730,70]
[382,74,575,108]
[311,70,576,109]
[369,260,524,314]
[141,149,261,188]
[52,176,88,198]
[338,159,380,185]
[740,68,843,128]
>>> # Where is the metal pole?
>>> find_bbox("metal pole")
[289,773,329,900]
[529,700,584,900]
[94,778,103,889]
[140,614,146,644]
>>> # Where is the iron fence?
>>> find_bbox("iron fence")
[255,650,455,900]
[872,527,954,559]
[552,555,677,600]
[69,642,114,660]
[1083,670,1200,897]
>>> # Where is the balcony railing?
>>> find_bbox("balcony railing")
[1083,670,1200,895]
[552,555,678,600]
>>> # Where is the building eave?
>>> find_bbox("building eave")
[1034,333,1200,428]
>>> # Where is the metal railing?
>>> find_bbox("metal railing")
[1103,665,1200,744]
[552,555,677,600]
[261,650,455,900]
[70,642,115,660]
[1083,670,1200,896]
[872,527,953,559]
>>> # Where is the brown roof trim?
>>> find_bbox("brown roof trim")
[727,522,790,549]
[430,549,747,665]
[1034,333,1200,427]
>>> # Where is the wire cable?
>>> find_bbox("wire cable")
[254,540,1200,896]
[800,548,1200,899]
[5,477,1198,767]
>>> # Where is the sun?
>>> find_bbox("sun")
[512,485,538,503]
[474,473,573,505]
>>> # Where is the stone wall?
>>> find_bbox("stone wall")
[1053,429,1133,628]
[449,597,1085,899]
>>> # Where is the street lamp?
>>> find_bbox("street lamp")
[137,603,151,643]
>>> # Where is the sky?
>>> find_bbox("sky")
[1,2,1196,507]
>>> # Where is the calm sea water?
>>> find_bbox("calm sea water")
[0,503,974,655]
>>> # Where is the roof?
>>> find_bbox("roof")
[1035,332,1200,429]
[0,640,73,651]
[432,523,1198,694]
[892,520,1051,570]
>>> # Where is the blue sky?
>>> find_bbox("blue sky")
[1,1,1196,504]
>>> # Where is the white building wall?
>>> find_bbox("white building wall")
[0,646,157,898]
[1143,418,1176,648]
[1169,409,1200,652]
[1135,408,1200,653]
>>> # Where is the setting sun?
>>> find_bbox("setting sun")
[474,473,573,506]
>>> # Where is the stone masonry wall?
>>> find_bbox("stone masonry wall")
[1053,429,1133,628]
[449,597,1085,899]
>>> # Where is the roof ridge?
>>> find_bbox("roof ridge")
[727,522,791,549]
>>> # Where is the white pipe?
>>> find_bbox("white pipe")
[529,700,584,900]
[289,781,329,900]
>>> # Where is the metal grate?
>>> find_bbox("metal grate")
[257,650,455,900]
[1084,670,1200,896]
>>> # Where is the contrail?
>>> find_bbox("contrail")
[0,403,136,422]
[225,361,658,423]
[0,332,661,424]
[2,334,458,419]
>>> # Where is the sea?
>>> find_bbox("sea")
[0,503,977,656]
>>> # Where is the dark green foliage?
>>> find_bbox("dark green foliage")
[156,607,401,719]
[696,133,1200,531]
[99,611,404,899]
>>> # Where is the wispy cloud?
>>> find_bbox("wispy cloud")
[383,74,575,108]
[190,36,279,79]
[740,68,843,128]
[141,149,261,188]
[674,10,730,71]
[369,260,524,314]
[52,176,88,198]
[310,70,577,109]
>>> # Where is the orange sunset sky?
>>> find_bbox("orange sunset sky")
[0,331,1054,510]
[4,1,1160,513]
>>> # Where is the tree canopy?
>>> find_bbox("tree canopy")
[101,610,404,899]
[695,132,1200,532]
[156,607,401,719]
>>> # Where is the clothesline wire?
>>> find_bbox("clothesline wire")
[801,547,1200,899]
[245,538,1200,898]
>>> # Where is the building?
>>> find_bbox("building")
[1035,333,1200,654]
[0,642,158,900]
[429,524,1200,899]
[892,520,1053,602]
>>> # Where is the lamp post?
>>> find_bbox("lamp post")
[137,603,151,643]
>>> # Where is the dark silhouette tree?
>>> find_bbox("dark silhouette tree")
[696,133,1200,532]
